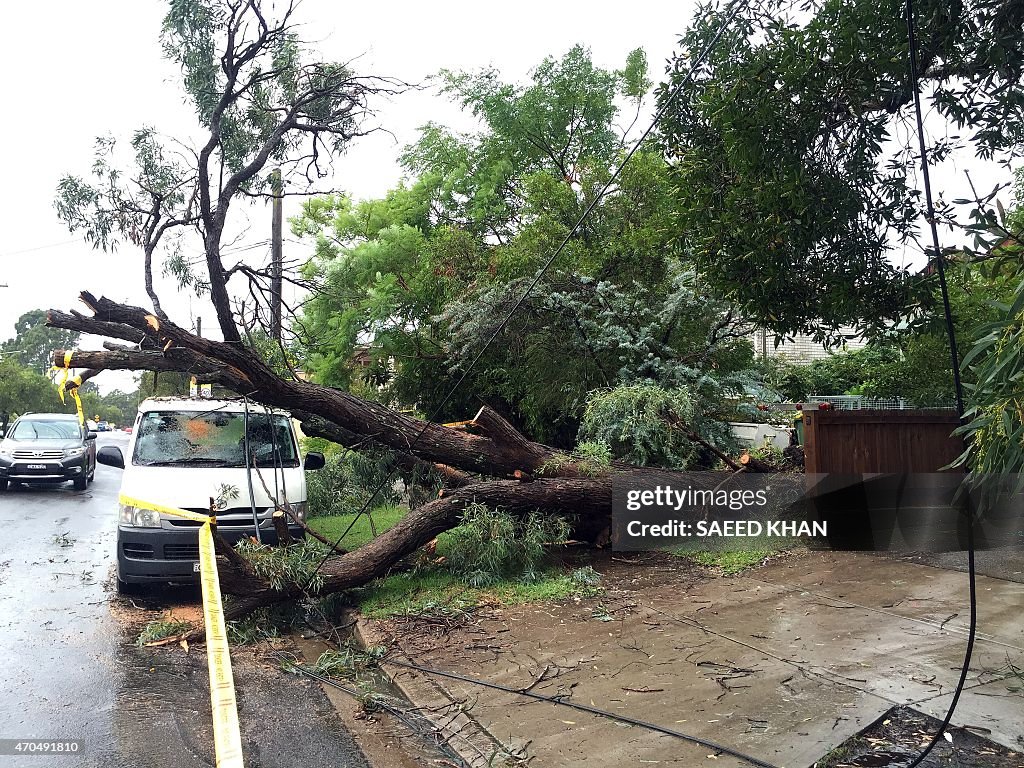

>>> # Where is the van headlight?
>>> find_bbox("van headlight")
[288,501,307,522]
[119,504,162,527]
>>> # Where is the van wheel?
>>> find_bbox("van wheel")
[116,578,141,596]
[73,475,87,491]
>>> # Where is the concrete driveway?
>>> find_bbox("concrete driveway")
[374,550,1024,768]
[0,431,368,768]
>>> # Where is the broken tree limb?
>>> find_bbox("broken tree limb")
[294,409,474,489]
[272,511,293,545]
[49,296,577,479]
[43,290,740,629]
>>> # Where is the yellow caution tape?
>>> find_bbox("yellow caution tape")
[199,520,244,768]
[55,351,72,402]
[119,494,213,524]
[69,376,85,427]
[121,495,244,767]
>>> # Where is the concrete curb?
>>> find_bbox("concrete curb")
[353,617,514,768]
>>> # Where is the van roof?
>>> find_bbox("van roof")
[138,397,291,417]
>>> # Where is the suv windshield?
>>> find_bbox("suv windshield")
[133,410,298,468]
[9,419,82,440]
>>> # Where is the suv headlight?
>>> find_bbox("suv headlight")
[64,447,87,458]
[287,501,307,522]
[0,445,12,460]
[119,504,162,528]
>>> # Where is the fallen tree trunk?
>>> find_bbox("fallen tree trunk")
[209,475,611,622]
[45,292,729,631]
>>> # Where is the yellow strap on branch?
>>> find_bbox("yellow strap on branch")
[55,351,73,403]
[442,419,477,429]
[121,495,244,767]
[53,352,85,425]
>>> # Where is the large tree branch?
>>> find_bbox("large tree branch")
[48,293,589,479]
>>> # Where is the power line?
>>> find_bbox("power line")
[383,657,779,768]
[303,0,747,584]
[0,238,85,258]
[903,0,975,764]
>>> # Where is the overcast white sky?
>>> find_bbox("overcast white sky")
[0,1,1014,392]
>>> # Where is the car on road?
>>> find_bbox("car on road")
[97,397,324,593]
[0,413,97,491]
[96,421,110,432]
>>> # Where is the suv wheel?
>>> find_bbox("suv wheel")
[0,479,7,492]
[73,475,87,491]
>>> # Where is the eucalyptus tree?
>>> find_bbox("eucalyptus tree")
[55,0,403,337]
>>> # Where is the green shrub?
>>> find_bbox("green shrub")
[441,504,570,586]
[579,383,735,468]
[305,446,402,517]
[235,538,334,593]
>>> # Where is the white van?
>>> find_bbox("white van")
[97,397,324,593]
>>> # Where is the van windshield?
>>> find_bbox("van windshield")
[133,410,299,468]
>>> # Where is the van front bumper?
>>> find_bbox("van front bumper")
[117,524,305,584]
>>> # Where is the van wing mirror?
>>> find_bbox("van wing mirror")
[97,446,125,470]
[304,451,325,471]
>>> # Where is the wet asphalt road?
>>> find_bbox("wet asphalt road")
[0,432,369,768]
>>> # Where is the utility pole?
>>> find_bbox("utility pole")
[270,168,283,343]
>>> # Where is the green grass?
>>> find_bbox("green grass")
[356,568,603,619]
[309,508,603,619]
[308,505,406,550]
[684,548,776,574]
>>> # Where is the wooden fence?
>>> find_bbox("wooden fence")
[802,409,964,473]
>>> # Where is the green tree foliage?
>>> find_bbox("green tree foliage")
[297,47,761,448]
[1,310,80,373]
[659,0,1024,342]
[0,358,64,422]
[955,188,1024,475]
[766,262,1018,404]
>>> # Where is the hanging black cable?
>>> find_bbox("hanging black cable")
[242,395,263,543]
[277,657,472,768]
[303,0,748,586]
[382,658,780,768]
[903,0,977,765]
